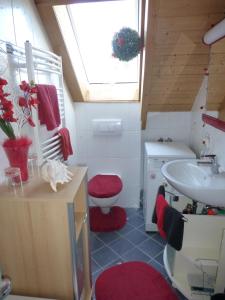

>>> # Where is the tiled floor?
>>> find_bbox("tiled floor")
[90,208,187,300]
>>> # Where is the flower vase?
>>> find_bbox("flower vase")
[3,137,32,182]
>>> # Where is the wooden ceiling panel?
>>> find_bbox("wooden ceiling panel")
[152,65,206,76]
[141,0,225,128]
[157,14,224,31]
[157,0,225,17]
[152,54,209,67]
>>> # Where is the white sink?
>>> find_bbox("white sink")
[161,159,225,207]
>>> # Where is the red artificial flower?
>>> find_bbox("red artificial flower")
[0,78,8,85]
[2,110,16,122]
[28,97,39,107]
[1,100,13,110]
[27,116,35,127]
[19,80,30,92]
[18,97,28,107]
[30,86,37,94]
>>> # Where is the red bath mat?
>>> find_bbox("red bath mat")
[89,206,126,232]
[95,261,179,300]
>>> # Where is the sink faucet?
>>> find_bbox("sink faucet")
[198,154,220,174]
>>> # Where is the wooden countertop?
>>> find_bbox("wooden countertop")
[6,296,56,300]
[0,166,87,203]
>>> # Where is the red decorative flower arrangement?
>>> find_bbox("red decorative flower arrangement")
[0,78,39,181]
[0,78,38,139]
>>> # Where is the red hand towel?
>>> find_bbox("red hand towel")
[37,84,61,131]
[156,194,169,239]
[58,128,73,160]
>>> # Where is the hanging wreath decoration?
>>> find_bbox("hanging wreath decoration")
[112,27,142,62]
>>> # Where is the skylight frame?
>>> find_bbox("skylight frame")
[66,0,140,85]
[54,0,142,101]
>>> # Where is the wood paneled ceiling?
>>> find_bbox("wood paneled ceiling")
[140,0,225,127]
[35,0,225,128]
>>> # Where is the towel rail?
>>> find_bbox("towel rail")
[3,40,66,165]
[32,45,61,60]
[41,134,60,146]
[35,61,61,70]
[43,144,62,157]
[42,139,61,151]
[34,67,61,75]
[47,149,63,160]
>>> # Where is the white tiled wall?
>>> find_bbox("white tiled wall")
[143,112,192,144]
[190,76,225,170]
[140,111,192,188]
[74,103,141,208]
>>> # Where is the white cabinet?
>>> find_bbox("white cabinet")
[143,142,196,231]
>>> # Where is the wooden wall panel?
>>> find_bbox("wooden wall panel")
[141,0,225,128]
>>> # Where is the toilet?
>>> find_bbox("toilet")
[88,174,123,214]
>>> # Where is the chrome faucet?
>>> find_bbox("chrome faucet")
[198,154,220,174]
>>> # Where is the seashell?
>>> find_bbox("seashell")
[41,159,73,192]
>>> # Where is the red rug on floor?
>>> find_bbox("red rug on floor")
[89,206,126,232]
[95,261,179,300]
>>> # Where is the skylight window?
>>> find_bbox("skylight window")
[68,0,139,84]
[54,0,140,101]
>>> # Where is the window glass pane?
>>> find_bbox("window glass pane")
[69,0,139,84]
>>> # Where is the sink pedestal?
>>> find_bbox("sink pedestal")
[163,214,225,300]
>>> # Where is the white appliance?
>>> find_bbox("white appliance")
[143,142,196,231]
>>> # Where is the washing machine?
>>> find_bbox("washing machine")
[143,142,196,232]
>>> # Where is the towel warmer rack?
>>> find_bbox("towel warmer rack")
[4,40,66,165]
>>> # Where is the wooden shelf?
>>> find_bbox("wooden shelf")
[202,113,225,132]
[82,287,92,300]
[0,166,92,300]
[75,211,86,240]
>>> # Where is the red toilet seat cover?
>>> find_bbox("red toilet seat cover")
[88,175,123,198]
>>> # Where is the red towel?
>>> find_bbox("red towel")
[37,84,61,131]
[58,128,73,160]
[156,194,169,239]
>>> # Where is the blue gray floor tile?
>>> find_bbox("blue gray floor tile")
[92,246,120,267]
[91,207,187,300]
[121,246,151,262]
[124,228,149,244]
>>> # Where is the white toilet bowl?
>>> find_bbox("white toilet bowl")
[90,194,121,214]
[88,174,123,214]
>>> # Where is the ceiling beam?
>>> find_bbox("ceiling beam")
[35,2,84,101]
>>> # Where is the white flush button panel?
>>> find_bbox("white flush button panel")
[92,119,122,135]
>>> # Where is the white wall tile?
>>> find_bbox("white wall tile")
[80,103,141,132]
[0,1,15,44]
[86,158,140,187]
[74,103,89,132]
[141,111,192,189]
[74,102,141,207]
[143,112,191,144]
[190,76,225,171]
